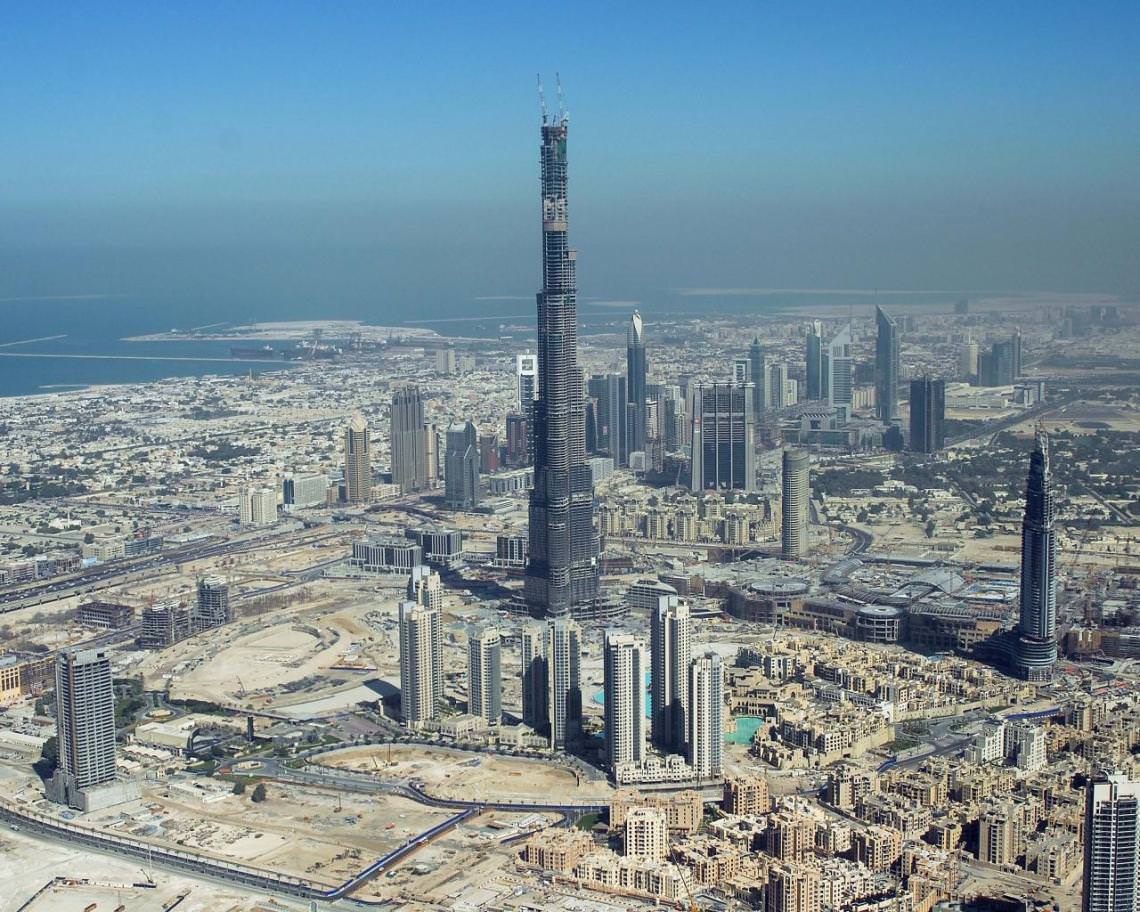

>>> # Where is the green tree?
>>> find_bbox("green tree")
[232,781,246,795]
[251,783,268,803]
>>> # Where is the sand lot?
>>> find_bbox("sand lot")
[0,826,312,912]
[318,744,616,802]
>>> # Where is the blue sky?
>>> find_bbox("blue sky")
[1,1,1138,310]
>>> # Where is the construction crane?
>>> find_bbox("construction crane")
[537,73,548,123]
[678,865,700,912]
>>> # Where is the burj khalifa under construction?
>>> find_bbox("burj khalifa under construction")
[524,85,600,619]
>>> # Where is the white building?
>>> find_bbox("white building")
[398,601,442,728]
[51,648,117,808]
[238,487,277,526]
[688,651,724,779]
[651,595,691,756]
[467,628,502,726]
[604,632,647,772]
[624,807,669,861]
[546,618,581,751]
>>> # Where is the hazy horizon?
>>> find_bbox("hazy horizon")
[3,2,1138,317]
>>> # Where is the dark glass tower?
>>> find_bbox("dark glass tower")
[1014,427,1058,681]
[748,336,766,417]
[805,321,827,401]
[908,378,945,453]
[875,305,900,422]
[626,311,647,455]
[525,110,600,619]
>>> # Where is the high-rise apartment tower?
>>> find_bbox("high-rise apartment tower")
[343,414,371,504]
[781,448,810,559]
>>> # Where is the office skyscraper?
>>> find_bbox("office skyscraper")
[444,420,480,509]
[875,305,900,422]
[545,617,581,750]
[1014,427,1058,681]
[520,624,548,731]
[398,600,442,728]
[690,383,756,492]
[908,378,946,453]
[391,386,428,493]
[768,362,789,410]
[827,324,854,409]
[588,373,628,465]
[805,321,828,401]
[467,628,502,725]
[782,448,810,559]
[650,595,691,754]
[194,575,230,631]
[1083,774,1140,912]
[960,338,979,380]
[603,632,647,772]
[626,311,647,456]
[516,351,538,414]
[52,648,117,807]
[688,651,724,779]
[343,414,371,504]
[748,336,766,419]
[524,105,600,619]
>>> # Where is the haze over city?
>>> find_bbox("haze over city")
[3,2,1139,319]
[1,5,1139,912]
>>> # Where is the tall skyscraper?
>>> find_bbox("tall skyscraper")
[908,378,946,453]
[524,104,600,619]
[1083,774,1140,912]
[805,321,828,401]
[688,651,724,779]
[626,311,647,456]
[398,600,442,728]
[690,383,756,492]
[827,324,854,410]
[650,595,691,754]
[660,384,686,452]
[1011,327,1023,380]
[520,624,548,731]
[545,617,581,750]
[467,628,502,725]
[391,386,428,493]
[875,305,900,422]
[505,413,530,466]
[444,420,480,509]
[768,362,789,410]
[588,373,628,465]
[343,414,371,504]
[748,336,766,419]
[1014,428,1058,681]
[516,351,539,414]
[603,631,646,772]
[51,648,117,807]
[781,448,810,559]
[194,575,230,631]
[960,338,980,380]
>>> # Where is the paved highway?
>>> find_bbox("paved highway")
[0,528,346,613]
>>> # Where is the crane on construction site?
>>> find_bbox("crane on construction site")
[679,866,700,912]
